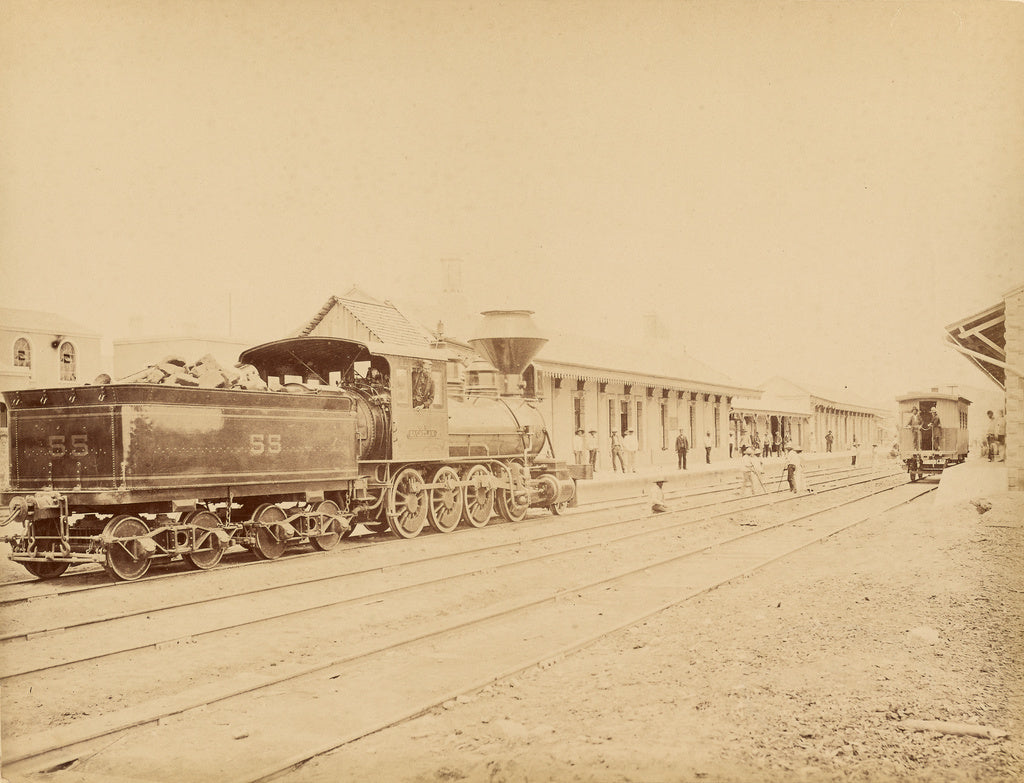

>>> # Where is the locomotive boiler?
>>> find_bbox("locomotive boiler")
[1,310,575,580]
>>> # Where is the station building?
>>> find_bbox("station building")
[731,377,887,454]
[300,288,760,471]
[945,282,1024,491]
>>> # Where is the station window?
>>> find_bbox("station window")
[573,395,584,432]
[13,338,31,368]
[635,400,643,448]
[59,341,76,382]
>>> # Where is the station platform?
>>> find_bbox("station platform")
[572,449,877,507]
[933,456,1009,505]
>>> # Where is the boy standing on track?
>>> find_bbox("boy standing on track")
[741,445,768,497]
[785,445,804,494]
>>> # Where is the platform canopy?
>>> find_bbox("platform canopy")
[945,301,1006,390]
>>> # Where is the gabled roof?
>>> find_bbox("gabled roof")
[0,307,100,338]
[759,376,885,415]
[298,293,434,346]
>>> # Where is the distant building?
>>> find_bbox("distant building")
[113,334,250,380]
[732,377,886,453]
[1,307,104,424]
[0,308,104,482]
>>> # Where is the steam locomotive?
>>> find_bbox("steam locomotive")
[1,311,575,580]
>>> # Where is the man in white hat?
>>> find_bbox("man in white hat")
[623,428,639,473]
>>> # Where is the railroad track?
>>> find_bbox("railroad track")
[1,466,917,782]
[0,461,892,598]
[0,464,897,650]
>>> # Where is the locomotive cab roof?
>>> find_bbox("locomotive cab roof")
[238,336,447,382]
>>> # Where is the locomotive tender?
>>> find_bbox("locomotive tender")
[1,311,575,580]
[896,391,970,481]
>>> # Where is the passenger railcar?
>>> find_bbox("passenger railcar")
[1,312,575,580]
[896,391,970,481]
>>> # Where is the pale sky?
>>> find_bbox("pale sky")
[2,0,1022,405]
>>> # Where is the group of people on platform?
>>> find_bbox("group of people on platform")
[986,409,1007,461]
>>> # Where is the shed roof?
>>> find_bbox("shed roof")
[944,300,1007,390]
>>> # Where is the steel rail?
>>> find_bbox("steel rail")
[0,461,892,601]
[4,475,921,773]
[0,466,900,649]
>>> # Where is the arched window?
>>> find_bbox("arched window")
[13,338,31,368]
[59,341,77,382]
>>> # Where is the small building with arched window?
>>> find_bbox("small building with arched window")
[1,308,103,395]
[0,308,104,479]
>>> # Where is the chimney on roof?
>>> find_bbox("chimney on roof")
[442,258,462,293]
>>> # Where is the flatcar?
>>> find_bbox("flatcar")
[896,391,970,481]
[1,311,575,580]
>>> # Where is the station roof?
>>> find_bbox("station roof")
[733,376,886,418]
[944,297,1009,390]
[530,332,759,398]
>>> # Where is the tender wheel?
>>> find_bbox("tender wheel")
[387,467,428,539]
[251,503,288,560]
[461,464,494,528]
[310,500,344,551]
[549,501,569,516]
[182,510,226,570]
[23,561,70,579]
[495,461,530,523]
[428,466,464,534]
[103,514,152,581]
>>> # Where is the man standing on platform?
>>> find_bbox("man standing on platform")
[573,429,585,464]
[610,430,625,473]
[997,409,1006,461]
[586,429,599,470]
[825,430,834,452]
[675,429,689,470]
[623,428,639,473]
[704,431,713,464]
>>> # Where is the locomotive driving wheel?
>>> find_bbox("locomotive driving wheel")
[428,465,464,534]
[310,499,345,551]
[251,503,289,560]
[182,510,226,570]
[102,514,152,581]
[495,460,529,523]
[387,467,428,539]
[461,463,494,528]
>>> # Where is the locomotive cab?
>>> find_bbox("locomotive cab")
[239,337,450,463]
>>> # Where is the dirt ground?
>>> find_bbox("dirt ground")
[284,483,1024,783]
